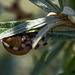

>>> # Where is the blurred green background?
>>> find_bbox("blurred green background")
[0,0,47,21]
[0,0,75,75]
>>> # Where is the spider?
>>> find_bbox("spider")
[1,31,52,55]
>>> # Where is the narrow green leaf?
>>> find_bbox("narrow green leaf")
[44,41,66,67]
[63,42,74,71]
[69,0,75,11]
[66,55,75,71]
[45,25,75,40]
[53,24,75,31]
[40,0,59,12]
[45,0,61,12]
[58,0,64,11]
[0,16,60,39]
[62,0,68,7]
[0,21,25,33]
[52,30,75,37]
[29,0,52,12]
[51,33,75,40]
[65,0,70,6]
[0,21,24,28]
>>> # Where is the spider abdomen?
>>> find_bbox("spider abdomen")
[3,35,31,55]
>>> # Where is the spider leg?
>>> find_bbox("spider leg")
[34,29,53,49]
